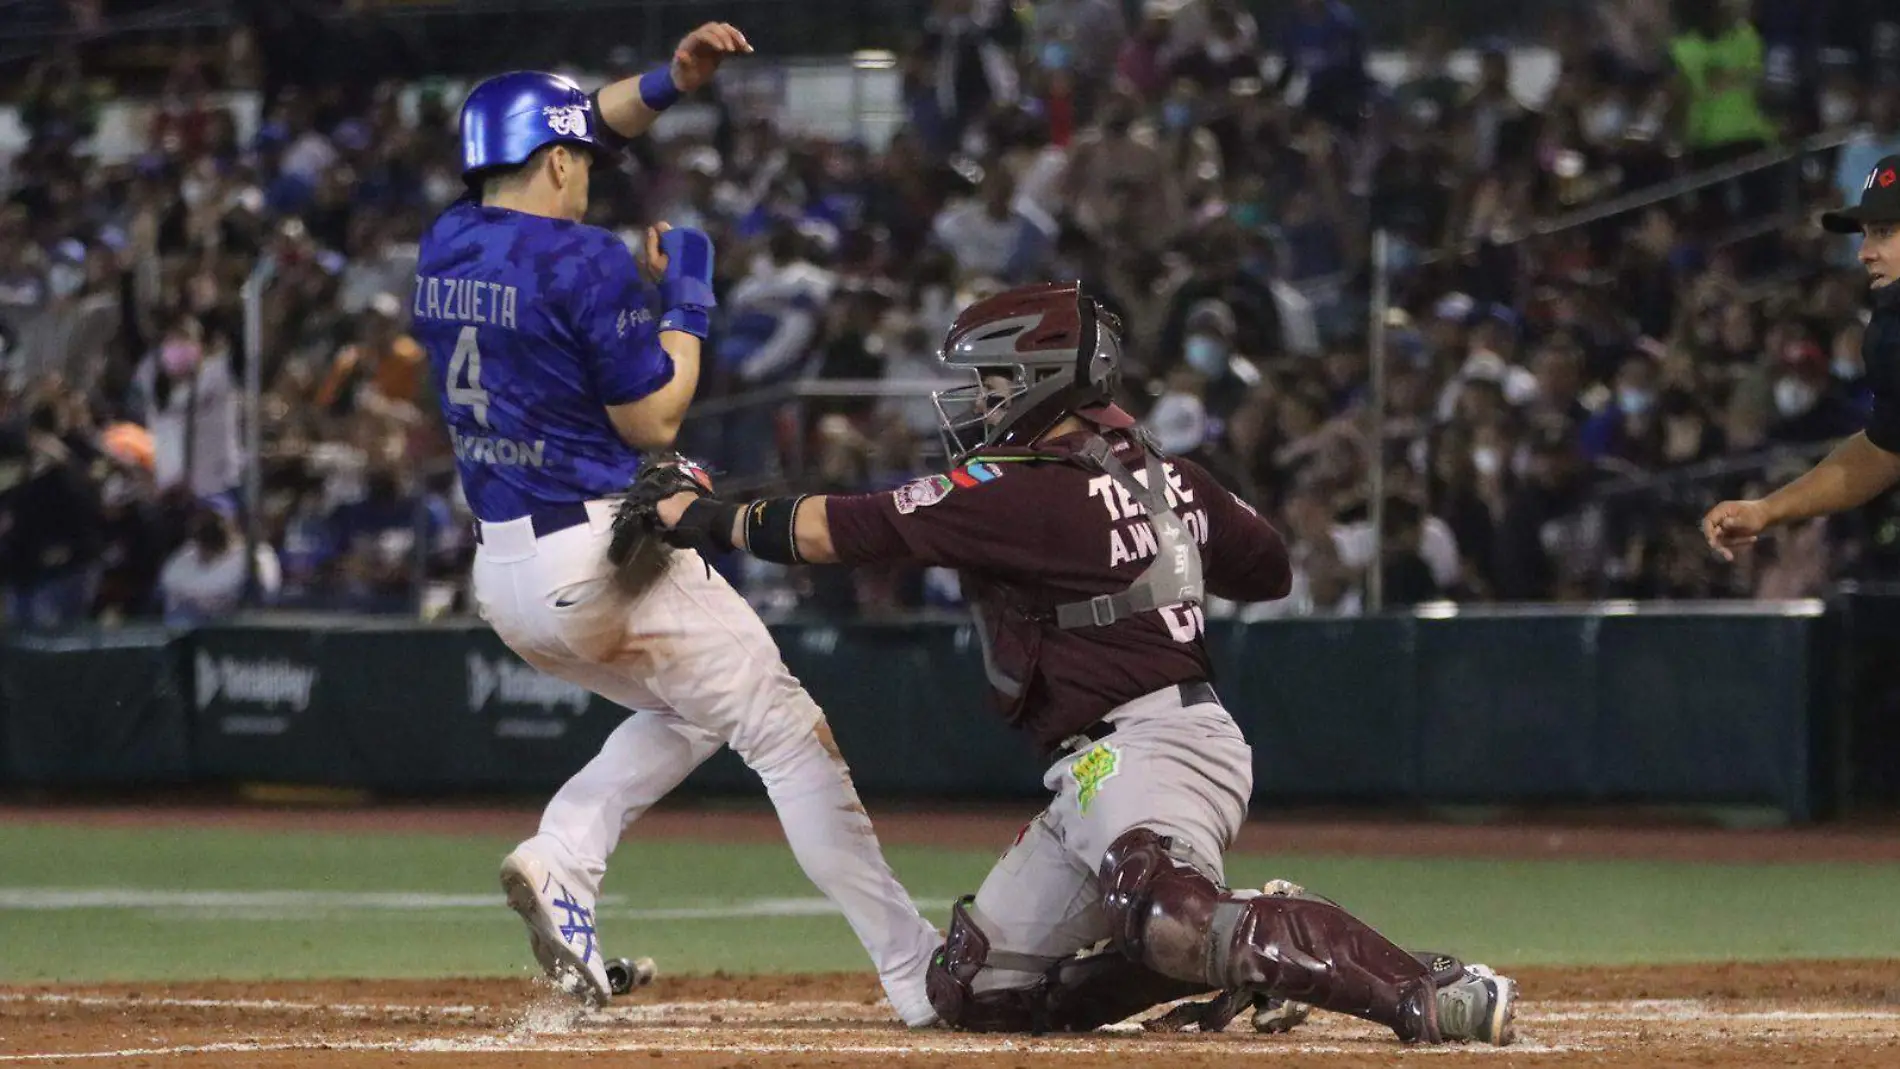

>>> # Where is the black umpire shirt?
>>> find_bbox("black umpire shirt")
[1870,283,1900,454]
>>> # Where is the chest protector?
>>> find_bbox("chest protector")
[1053,434,1206,629]
[964,432,1207,704]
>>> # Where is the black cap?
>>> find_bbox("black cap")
[1823,154,1900,233]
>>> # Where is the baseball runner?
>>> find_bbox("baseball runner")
[632,282,1518,1042]
[1702,153,1900,556]
[412,25,941,1025]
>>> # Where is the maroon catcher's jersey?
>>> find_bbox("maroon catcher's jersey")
[825,429,1291,749]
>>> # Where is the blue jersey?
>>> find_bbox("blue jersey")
[414,199,673,522]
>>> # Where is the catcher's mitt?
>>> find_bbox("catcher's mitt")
[606,453,717,594]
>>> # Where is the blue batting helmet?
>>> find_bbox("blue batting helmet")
[459,71,608,178]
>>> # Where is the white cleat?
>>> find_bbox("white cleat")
[499,848,613,1006]
[1436,963,1518,1046]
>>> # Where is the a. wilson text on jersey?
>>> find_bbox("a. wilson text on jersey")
[1085,463,1210,567]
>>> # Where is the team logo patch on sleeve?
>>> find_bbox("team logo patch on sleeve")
[893,474,954,515]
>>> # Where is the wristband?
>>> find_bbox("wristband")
[740,495,810,565]
[677,498,742,552]
[638,66,683,112]
[658,306,710,338]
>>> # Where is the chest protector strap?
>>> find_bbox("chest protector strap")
[1053,435,1205,629]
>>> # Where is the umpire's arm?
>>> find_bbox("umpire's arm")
[1702,432,1900,560]
[1702,375,1900,561]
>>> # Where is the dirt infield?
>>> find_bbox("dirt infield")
[5,964,1900,1067]
[7,804,1900,1064]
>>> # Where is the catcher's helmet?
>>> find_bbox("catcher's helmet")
[933,281,1131,459]
[459,71,611,180]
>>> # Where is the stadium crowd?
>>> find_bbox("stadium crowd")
[2,0,1900,628]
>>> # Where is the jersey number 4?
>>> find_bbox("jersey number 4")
[447,325,491,428]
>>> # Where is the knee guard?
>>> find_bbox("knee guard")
[925,896,1212,1035]
[1099,828,1440,1043]
[924,897,1054,1033]
[1099,826,1220,980]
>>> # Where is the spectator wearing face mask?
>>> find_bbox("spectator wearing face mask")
[1157,223,1282,370]
[1328,490,1462,606]
[136,314,243,508]
[1030,0,1127,87]
[1768,339,1865,444]
[158,505,279,626]
[1177,299,1253,414]
[1581,351,1664,465]
[1154,79,1224,179]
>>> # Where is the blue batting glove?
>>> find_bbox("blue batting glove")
[659,227,717,312]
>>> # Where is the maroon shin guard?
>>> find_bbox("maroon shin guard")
[1100,828,1440,1043]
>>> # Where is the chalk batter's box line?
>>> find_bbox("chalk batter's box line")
[3,993,1896,1062]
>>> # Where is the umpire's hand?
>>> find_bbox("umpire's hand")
[1701,498,1772,561]
[672,23,753,92]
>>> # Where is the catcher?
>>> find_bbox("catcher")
[627,281,1518,1042]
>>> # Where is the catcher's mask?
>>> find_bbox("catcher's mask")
[931,281,1127,461]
